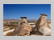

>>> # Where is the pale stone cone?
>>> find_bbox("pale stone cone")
[12,17,31,36]
[32,14,51,35]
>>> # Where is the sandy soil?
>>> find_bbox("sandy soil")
[3,29,14,36]
[3,24,51,36]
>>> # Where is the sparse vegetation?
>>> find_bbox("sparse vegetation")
[3,20,51,36]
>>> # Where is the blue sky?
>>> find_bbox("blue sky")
[3,4,51,19]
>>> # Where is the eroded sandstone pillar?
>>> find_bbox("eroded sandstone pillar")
[12,17,31,36]
[32,14,51,35]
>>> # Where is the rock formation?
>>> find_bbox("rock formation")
[12,17,31,36]
[31,14,51,35]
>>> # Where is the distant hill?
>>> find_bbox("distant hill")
[3,19,51,22]
[3,19,20,21]
[3,19,37,22]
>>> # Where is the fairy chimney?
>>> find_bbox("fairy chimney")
[20,17,28,23]
[32,14,51,35]
[12,17,31,36]
[33,14,47,30]
[38,14,51,35]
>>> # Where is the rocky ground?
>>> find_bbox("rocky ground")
[3,23,51,36]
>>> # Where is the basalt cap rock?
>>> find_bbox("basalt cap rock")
[41,14,47,16]
[20,17,27,19]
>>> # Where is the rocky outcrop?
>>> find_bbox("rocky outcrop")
[32,14,51,35]
[12,17,31,36]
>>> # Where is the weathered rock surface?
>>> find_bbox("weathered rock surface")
[39,27,51,35]
[12,17,31,36]
[32,14,51,35]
